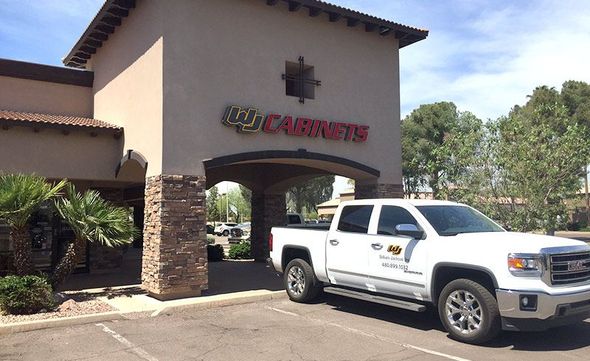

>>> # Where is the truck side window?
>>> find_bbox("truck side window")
[378,206,418,236]
[337,205,373,233]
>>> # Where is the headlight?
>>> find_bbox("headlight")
[507,253,544,277]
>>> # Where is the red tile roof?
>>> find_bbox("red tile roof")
[0,110,121,132]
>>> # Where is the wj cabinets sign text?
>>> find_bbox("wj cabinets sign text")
[222,105,369,142]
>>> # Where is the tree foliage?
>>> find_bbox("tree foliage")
[401,102,483,199]
[402,82,590,232]
[287,176,334,215]
[52,184,136,287]
[228,187,251,223]
[0,174,66,275]
[423,83,590,233]
[206,186,221,222]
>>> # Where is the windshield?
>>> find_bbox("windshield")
[416,205,504,236]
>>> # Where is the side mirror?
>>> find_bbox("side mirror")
[395,224,424,239]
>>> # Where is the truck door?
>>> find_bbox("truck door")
[367,205,428,299]
[325,204,374,290]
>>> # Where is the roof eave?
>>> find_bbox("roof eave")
[63,0,428,68]
[63,0,136,69]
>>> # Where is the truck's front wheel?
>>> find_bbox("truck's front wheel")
[438,279,501,344]
[284,258,321,303]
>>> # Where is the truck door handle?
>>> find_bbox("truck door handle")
[371,243,383,250]
[329,239,339,246]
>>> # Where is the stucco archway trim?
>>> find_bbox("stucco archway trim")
[115,149,148,178]
[203,149,380,178]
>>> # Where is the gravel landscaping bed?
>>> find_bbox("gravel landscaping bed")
[0,293,115,324]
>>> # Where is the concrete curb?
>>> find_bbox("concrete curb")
[0,290,288,335]
[0,311,124,335]
[154,290,288,315]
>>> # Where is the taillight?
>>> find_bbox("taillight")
[268,232,273,252]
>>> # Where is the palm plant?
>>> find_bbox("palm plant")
[0,174,66,275]
[52,184,136,288]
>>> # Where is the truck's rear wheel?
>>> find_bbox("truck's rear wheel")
[284,258,321,303]
[438,279,501,344]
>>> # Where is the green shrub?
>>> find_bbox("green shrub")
[0,275,55,315]
[207,244,225,262]
[228,241,251,260]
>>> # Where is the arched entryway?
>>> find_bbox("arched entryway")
[204,149,381,262]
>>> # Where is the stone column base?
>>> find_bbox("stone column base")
[251,193,286,262]
[141,175,208,300]
[355,183,404,199]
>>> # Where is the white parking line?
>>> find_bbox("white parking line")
[96,323,160,361]
[266,307,471,361]
[266,306,300,317]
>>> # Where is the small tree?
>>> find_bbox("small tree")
[206,186,221,222]
[0,174,66,275]
[51,185,136,288]
[287,176,334,214]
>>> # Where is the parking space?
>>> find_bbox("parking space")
[2,294,589,361]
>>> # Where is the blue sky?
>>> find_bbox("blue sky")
[1,0,589,120]
[1,0,589,196]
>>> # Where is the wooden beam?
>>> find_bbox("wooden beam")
[88,32,108,41]
[328,12,341,22]
[75,52,92,60]
[101,16,121,27]
[346,17,360,27]
[70,56,88,65]
[379,26,392,36]
[107,7,129,17]
[308,7,322,17]
[95,23,115,34]
[288,1,302,12]
[266,0,279,5]
[112,0,136,9]
[79,45,97,54]
[364,22,377,32]
[84,39,102,48]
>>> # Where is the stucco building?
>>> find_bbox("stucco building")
[0,0,427,299]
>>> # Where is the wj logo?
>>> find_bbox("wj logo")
[388,245,403,255]
[222,105,264,133]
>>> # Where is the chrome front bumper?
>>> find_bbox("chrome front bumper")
[496,288,590,331]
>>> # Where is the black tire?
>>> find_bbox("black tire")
[222,230,229,237]
[284,258,321,303]
[438,278,501,344]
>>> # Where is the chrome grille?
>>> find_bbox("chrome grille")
[550,251,590,286]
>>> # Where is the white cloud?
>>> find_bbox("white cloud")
[400,0,590,119]
[330,0,590,120]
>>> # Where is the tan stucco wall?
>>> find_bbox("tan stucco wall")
[161,0,401,184]
[90,0,164,178]
[0,76,93,117]
[0,126,122,181]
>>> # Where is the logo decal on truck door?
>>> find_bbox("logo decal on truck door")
[387,245,403,255]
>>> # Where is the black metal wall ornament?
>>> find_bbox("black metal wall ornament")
[282,56,321,104]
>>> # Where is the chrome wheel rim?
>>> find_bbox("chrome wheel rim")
[287,265,305,296]
[445,290,483,335]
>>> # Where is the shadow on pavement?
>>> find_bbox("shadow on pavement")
[61,252,283,297]
[204,260,284,296]
[484,321,590,351]
[323,293,444,332]
[322,293,590,351]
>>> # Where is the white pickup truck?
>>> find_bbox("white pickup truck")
[268,199,590,344]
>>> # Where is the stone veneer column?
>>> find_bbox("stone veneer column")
[355,183,404,199]
[250,192,286,262]
[142,175,208,300]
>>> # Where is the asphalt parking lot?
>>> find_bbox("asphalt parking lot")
[2,293,589,361]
